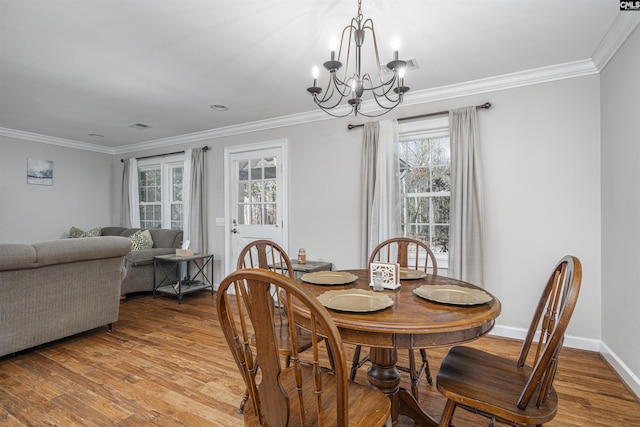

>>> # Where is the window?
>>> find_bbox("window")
[397,120,450,268]
[138,155,184,230]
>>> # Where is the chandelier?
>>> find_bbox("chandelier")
[306,0,410,117]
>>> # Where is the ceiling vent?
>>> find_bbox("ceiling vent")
[382,57,419,73]
[128,123,152,130]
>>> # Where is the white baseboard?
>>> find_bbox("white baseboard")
[489,324,640,399]
[599,341,640,399]
[490,324,600,351]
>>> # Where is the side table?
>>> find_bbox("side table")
[153,253,214,304]
[288,260,332,279]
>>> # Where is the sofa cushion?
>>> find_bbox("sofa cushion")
[129,230,154,250]
[69,226,102,238]
[100,226,128,237]
[99,227,182,249]
[148,229,183,249]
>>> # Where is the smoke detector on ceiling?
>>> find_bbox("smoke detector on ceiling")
[128,123,152,130]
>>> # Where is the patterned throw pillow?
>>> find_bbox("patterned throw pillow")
[69,226,102,238]
[129,230,154,250]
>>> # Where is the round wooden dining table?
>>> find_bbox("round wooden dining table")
[295,269,501,426]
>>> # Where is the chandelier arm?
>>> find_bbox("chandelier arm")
[315,76,339,104]
[314,77,351,110]
[333,73,355,98]
[369,95,402,112]
[313,99,355,118]
[361,73,400,98]
[361,18,386,81]
[338,21,357,85]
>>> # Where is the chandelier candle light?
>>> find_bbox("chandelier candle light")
[307,0,410,117]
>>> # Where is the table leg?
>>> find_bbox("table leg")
[368,347,438,427]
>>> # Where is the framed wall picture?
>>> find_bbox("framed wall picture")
[27,158,53,186]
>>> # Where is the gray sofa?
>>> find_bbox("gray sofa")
[100,227,183,295]
[0,236,132,357]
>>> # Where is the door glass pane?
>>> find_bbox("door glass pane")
[251,182,263,202]
[264,157,277,179]
[264,180,276,202]
[251,205,262,224]
[250,159,263,180]
[238,161,249,181]
[237,204,248,224]
[264,204,277,225]
[238,183,249,202]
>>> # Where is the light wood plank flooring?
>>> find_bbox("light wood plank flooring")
[1,291,639,426]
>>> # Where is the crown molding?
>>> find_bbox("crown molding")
[592,12,640,71]
[0,127,115,154]
[402,59,598,107]
[111,109,334,155]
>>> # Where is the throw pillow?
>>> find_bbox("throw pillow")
[129,230,154,250]
[69,226,102,238]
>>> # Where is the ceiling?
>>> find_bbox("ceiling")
[0,1,631,152]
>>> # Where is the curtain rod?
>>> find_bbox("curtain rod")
[120,145,209,163]
[347,102,492,130]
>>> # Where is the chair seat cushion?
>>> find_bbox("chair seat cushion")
[243,364,390,427]
[436,346,558,425]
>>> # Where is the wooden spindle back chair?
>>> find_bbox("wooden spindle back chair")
[436,255,582,427]
[236,239,329,412]
[369,237,438,275]
[350,237,438,400]
[217,269,391,426]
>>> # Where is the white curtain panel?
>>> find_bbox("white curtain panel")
[122,158,140,228]
[449,106,484,287]
[183,148,207,253]
[361,119,401,265]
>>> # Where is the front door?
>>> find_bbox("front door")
[224,141,288,275]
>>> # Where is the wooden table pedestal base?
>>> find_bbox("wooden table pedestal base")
[368,347,439,427]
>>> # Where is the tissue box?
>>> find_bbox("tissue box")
[176,249,194,257]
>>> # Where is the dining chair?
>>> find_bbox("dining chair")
[436,255,582,427]
[350,237,438,401]
[218,268,392,426]
[236,239,333,412]
[236,240,318,365]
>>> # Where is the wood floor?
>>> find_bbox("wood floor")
[1,290,639,426]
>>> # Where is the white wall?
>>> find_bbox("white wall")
[480,77,602,341]
[601,25,640,392]
[110,75,603,344]
[0,75,605,350]
[0,136,115,243]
